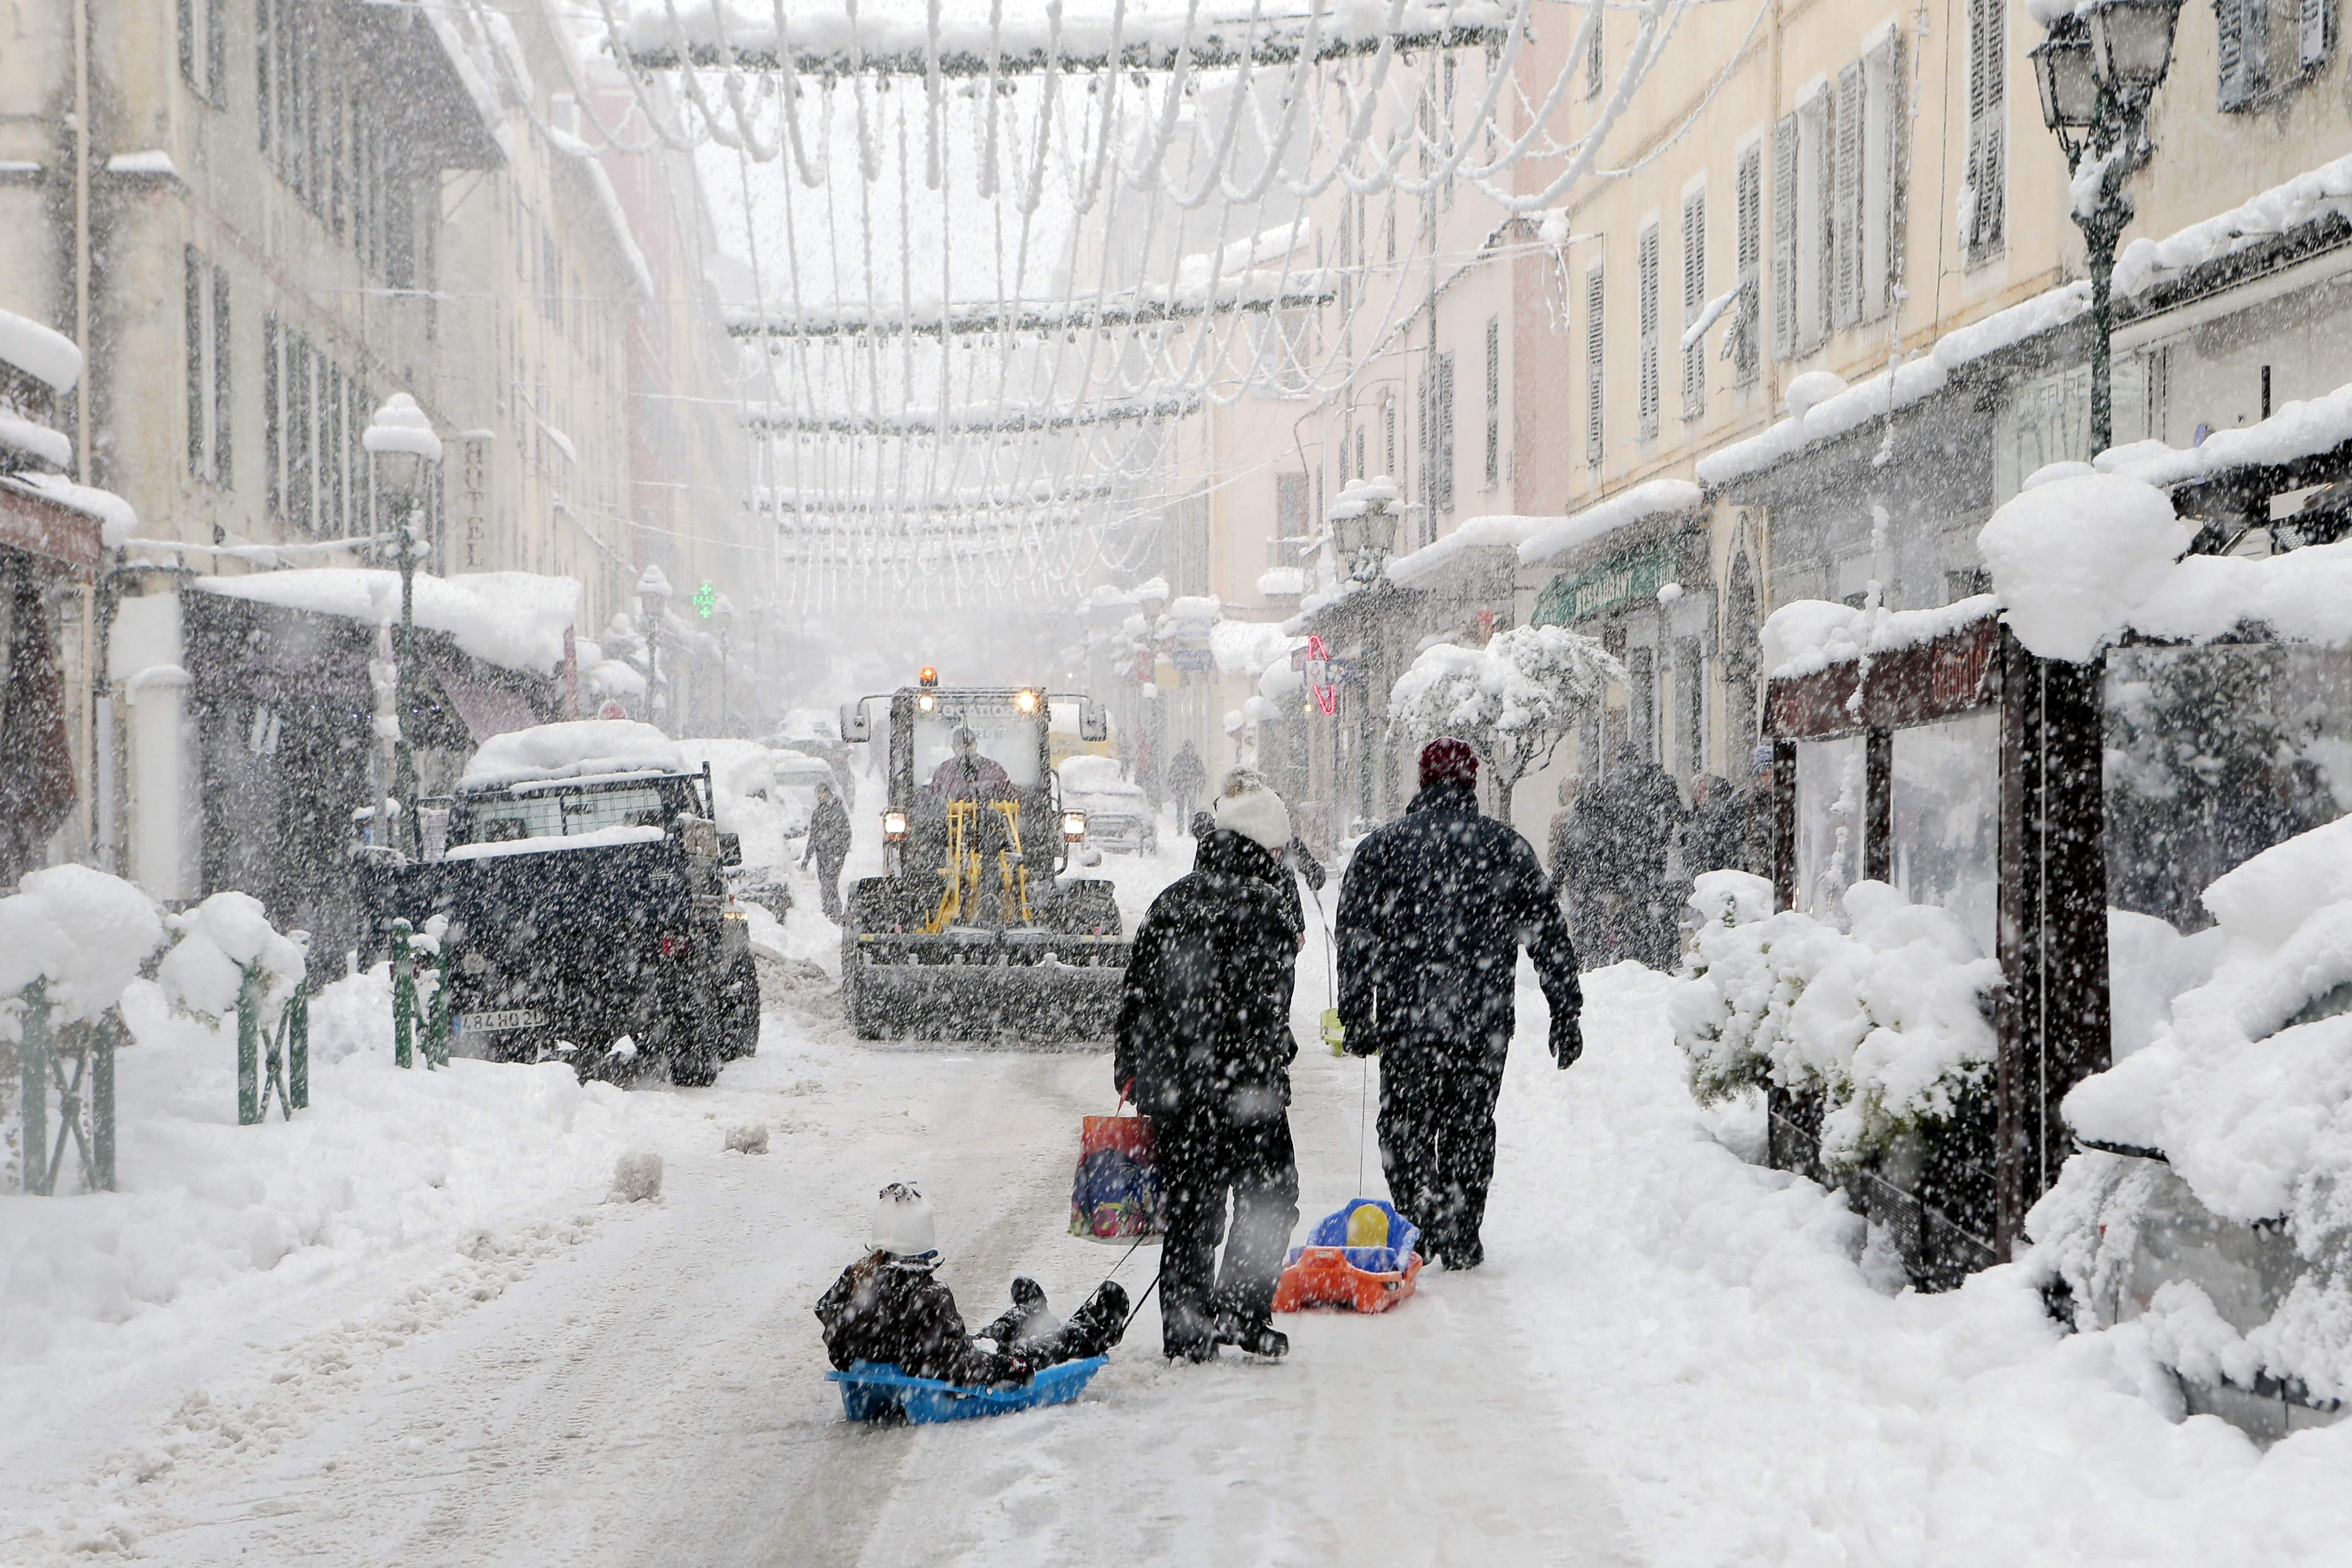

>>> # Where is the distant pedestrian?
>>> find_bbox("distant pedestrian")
[802,782,852,919]
[1167,740,1207,826]
[1115,771,1301,1362]
[1610,747,1693,969]
[1336,739,1582,1271]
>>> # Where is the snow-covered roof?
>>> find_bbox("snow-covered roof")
[1517,479,1704,566]
[1,472,137,545]
[191,569,581,673]
[444,823,666,861]
[1385,513,1544,586]
[1256,565,1308,598]
[2100,377,2352,491]
[0,307,83,394]
[459,720,683,791]
[1762,595,1998,681]
[0,411,71,473]
[103,150,180,180]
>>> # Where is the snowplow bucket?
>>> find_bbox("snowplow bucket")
[843,933,1127,1043]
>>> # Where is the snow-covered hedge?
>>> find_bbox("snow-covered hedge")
[1670,872,2002,1170]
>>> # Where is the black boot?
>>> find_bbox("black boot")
[1060,1281,1130,1357]
[1214,1313,1289,1359]
[976,1276,1051,1346]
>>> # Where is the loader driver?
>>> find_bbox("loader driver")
[929,726,1015,804]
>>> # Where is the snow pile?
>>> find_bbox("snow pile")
[1761,593,1997,680]
[1671,878,2001,1169]
[1388,625,1626,792]
[2109,378,2352,492]
[1515,479,1703,566]
[609,1151,663,1203]
[193,570,581,673]
[1325,473,1399,520]
[0,307,84,393]
[1977,472,2194,662]
[1255,566,1307,597]
[0,865,165,1026]
[457,719,682,789]
[2108,908,2225,1060]
[155,892,308,1024]
[1207,616,1299,676]
[0,967,630,1373]
[2034,815,2352,1402]
[1695,360,1948,487]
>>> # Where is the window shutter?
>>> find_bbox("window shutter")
[263,314,280,517]
[1771,116,1798,358]
[1833,63,1863,328]
[1736,145,1762,382]
[1682,190,1706,418]
[2303,0,2336,68]
[1485,315,1501,489]
[256,0,272,151]
[2230,0,2272,104]
[184,247,206,476]
[178,0,196,89]
[1586,7,1604,100]
[1875,36,1907,321]
[1438,351,1456,514]
[1585,263,1606,464]
[1638,224,1660,438]
[212,266,232,489]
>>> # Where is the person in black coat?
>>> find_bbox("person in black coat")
[1114,773,1301,1362]
[1335,739,1583,1270]
[801,782,854,919]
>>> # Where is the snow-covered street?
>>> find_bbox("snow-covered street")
[5,840,2349,1567]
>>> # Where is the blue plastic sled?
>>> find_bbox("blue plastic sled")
[827,1357,1109,1424]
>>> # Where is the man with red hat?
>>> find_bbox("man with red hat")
[1334,737,1583,1270]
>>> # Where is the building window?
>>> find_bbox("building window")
[1797,90,1831,348]
[1275,473,1309,567]
[179,0,226,106]
[1833,62,1865,330]
[1681,189,1707,420]
[2302,0,2339,73]
[263,315,280,515]
[1583,263,1604,465]
[1484,313,1501,490]
[1637,222,1661,439]
[1964,0,2007,260]
[1585,9,1604,100]
[1383,394,1397,479]
[185,248,206,478]
[184,248,231,489]
[1433,349,1455,519]
[1861,38,1904,323]
[255,0,272,149]
[1771,114,1798,360]
[212,266,232,488]
[1734,143,1762,383]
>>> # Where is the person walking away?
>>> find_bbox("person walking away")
[1166,740,1207,827]
[1607,746,1692,970]
[1557,769,1625,971]
[1115,773,1302,1361]
[1684,774,1742,879]
[817,1183,1128,1383]
[1336,739,1582,1271]
[802,781,853,920]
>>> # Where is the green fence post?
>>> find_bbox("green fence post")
[236,965,261,1127]
[424,959,451,1069]
[21,978,50,1195]
[288,986,309,1110]
[93,1010,116,1191]
[391,919,414,1069]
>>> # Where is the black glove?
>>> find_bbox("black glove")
[1551,1017,1583,1069]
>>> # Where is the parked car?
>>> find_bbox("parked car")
[1056,753,1156,854]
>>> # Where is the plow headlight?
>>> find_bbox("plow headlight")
[1062,811,1087,842]
[916,692,937,713]
[883,810,909,841]
[1015,688,1042,714]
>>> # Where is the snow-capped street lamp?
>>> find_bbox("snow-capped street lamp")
[364,393,443,860]
[1327,480,1400,586]
[2030,0,2182,455]
[636,563,673,730]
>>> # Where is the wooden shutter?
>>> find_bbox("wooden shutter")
[256,0,272,151]
[1736,145,1762,382]
[2303,0,2336,68]
[1438,351,1456,514]
[1638,224,1660,437]
[1485,315,1501,489]
[1771,116,1798,358]
[184,247,206,477]
[212,266,232,489]
[263,314,280,517]
[1682,190,1707,418]
[2219,0,2270,108]
[1585,263,1606,464]
[1965,0,2006,259]
[1873,36,1908,322]
[1833,63,1863,329]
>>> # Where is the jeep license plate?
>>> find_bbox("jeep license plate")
[456,1008,544,1034]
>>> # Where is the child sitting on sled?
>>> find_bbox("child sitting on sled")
[816,1183,1129,1385]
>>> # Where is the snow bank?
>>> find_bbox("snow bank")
[1516,479,1702,566]
[192,569,581,674]
[0,866,164,1026]
[1761,593,1997,680]
[458,719,682,790]
[1978,472,2193,662]
[0,971,629,1376]
[2109,908,2224,1060]
[1672,879,2000,1169]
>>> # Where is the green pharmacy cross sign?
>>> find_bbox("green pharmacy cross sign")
[693,582,717,619]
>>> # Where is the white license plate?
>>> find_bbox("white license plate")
[456,1008,544,1034]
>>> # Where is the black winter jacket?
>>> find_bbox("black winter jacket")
[1336,779,1583,1060]
[815,1254,1015,1384]
[1114,830,1300,1121]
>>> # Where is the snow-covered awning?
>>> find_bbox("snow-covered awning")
[190,569,581,675]
[1385,513,1544,586]
[1517,479,1704,567]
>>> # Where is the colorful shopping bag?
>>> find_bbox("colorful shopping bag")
[1068,1104,1166,1240]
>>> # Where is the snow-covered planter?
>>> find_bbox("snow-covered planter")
[1671,873,2002,1173]
[157,891,308,1027]
[2031,814,2352,1416]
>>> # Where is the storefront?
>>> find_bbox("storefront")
[0,480,102,887]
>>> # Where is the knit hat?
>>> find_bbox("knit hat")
[872,1182,937,1258]
[1419,738,1479,789]
[1212,767,1292,852]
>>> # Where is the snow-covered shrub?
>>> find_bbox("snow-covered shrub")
[2036,813,2352,1402]
[1671,877,2001,1170]
[156,891,307,1027]
[1387,624,1627,816]
[0,865,165,1029]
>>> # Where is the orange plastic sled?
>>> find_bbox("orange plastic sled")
[1272,1199,1424,1314]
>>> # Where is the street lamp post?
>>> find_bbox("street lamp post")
[712,593,735,734]
[1326,488,1399,824]
[2031,0,2184,455]
[636,564,673,730]
[363,394,443,860]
